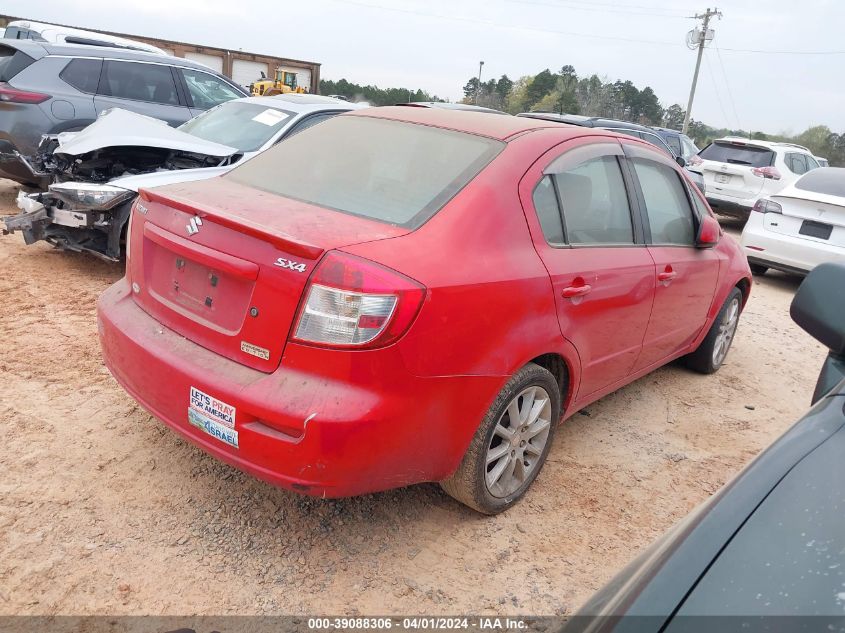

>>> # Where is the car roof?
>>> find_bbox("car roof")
[228,94,364,114]
[396,102,509,115]
[3,38,223,72]
[518,112,660,134]
[715,137,814,153]
[349,105,580,141]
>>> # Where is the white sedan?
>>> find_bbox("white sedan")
[4,94,365,260]
[741,167,845,275]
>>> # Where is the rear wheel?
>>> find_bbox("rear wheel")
[440,363,560,514]
[749,263,768,276]
[685,287,743,374]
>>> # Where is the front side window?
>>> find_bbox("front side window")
[554,156,634,245]
[99,61,179,105]
[181,68,243,110]
[681,136,700,161]
[226,116,503,228]
[805,154,820,170]
[533,176,564,244]
[632,159,695,246]
[664,135,682,156]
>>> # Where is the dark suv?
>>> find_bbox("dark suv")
[0,40,247,185]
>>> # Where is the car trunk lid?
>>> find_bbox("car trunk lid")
[764,194,845,248]
[128,178,409,372]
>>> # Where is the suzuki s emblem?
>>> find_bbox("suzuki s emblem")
[186,216,203,236]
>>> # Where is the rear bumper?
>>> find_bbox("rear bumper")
[741,215,845,274]
[97,278,503,497]
[705,195,755,220]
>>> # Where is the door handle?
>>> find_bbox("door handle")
[657,269,677,283]
[562,284,592,298]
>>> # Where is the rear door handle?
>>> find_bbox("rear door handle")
[562,284,592,298]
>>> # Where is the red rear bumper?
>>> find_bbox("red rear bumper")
[97,278,503,497]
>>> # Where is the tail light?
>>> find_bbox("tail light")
[0,82,50,104]
[292,251,426,349]
[752,199,782,214]
[688,155,703,167]
[751,166,781,180]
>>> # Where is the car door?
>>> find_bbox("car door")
[177,67,246,117]
[520,138,656,399]
[95,60,192,126]
[623,142,720,370]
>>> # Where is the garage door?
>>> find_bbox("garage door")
[184,52,223,74]
[232,60,269,89]
[278,66,312,92]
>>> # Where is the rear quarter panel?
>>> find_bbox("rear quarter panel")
[342,131,577,385]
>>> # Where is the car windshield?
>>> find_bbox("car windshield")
[225,116,504,228]
[699,141,774,167]
[179,102,295,152]
[794,167,845,197]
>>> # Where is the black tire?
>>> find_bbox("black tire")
[684,287,743,374]
[440,363,561,514]
[749,263,768,276]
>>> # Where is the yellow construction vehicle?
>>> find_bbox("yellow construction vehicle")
[250,69,308,96]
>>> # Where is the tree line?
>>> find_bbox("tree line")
[322,68,843,166]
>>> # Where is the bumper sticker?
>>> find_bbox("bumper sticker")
[189,387,238,449]
[188,408,239,449]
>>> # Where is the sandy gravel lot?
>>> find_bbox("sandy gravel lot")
[0,178,828,616]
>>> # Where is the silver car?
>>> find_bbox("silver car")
[0,39,248,185]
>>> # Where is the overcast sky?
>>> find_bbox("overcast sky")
[7,0,844,133]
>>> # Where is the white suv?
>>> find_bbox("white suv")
[688,137,821,220]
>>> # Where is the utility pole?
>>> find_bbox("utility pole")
[475,60,484,105]
[682,7,721,134]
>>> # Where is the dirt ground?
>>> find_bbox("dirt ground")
[0,177,828,616]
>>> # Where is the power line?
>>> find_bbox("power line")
[328,0,684,46]
[714,46,742,131]
[718,46,845,55]
[517,0,692,13]
[703,52,731,130]
[506,0,689,19]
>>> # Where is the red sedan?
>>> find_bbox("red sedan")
[97,107,751,514]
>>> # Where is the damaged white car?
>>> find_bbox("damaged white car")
[3,94,363,260]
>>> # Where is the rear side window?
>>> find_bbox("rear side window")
[99,61,179,105]
[59,58,102,94]
[226,116,503,228]
[632,159,695,245]
[533,176,564,244]
[0,45,35,82]
[555,156,634,245]
[699,141,774,168]
[180,68,243,110]
[785,152,808,175]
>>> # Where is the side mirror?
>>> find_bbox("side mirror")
[696,214,720,248]
[791,262,845,403]
[676,155,686,168]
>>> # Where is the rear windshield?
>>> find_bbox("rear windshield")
[700,141,774,167]
[180,102,296,152]
[225,116,504,228]
[0,45,35,82]
[795,168,845,197]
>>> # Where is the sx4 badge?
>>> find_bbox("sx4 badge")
[274,257,307,273]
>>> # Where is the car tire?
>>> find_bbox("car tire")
[684,287,743,374]
[749,263,768,276]
[440,363,561,514]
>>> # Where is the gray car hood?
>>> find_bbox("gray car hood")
[53,108,237,158]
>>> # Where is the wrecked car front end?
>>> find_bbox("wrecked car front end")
[2,109,238,261]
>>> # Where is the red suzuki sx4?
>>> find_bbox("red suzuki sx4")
[98,107,751,514]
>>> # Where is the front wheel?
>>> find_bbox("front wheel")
[684,287,743,374]
[440,363,561,514]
